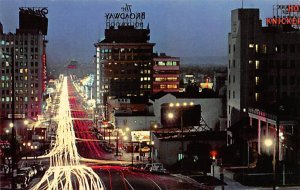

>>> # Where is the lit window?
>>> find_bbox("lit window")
[255,93,259,101]
[249,44,254,48]
[166,61,173,66]
[255,77,259,85]
[158,61,165,66]
[249,60,253,64]
[255,60,259,69]
[255,44,259,53]
[140,78,143,81]
[262,44,267,54]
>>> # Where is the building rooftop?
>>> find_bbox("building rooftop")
[99,25,150,43]
[150,90,219,101]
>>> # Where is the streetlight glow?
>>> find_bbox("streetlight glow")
[189,102,194,106]
[169,103,174,107]
[183,102,187,106]
[125,127,130,132]
[24,120,29,125]
[5,129,9,134]
[175,102,180,107]
[167,112,174,119]
[9,123,13,128]
[264,138,273,147]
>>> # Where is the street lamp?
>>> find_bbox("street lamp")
[31,145,38,163]
[2,49,17,189]
[115,123,120,157]
[24,120,29,125]
[149,123,158,163]
[22,142,31,166]
[264,138,276,190]
[167,101,194,172]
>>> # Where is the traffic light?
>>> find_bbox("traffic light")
[210,150,218,160]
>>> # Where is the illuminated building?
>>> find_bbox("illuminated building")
[95,25,155,115]
[228,8,300,135]
[153,54,180,93]
[227,7,300,168]
[0,8,48,124]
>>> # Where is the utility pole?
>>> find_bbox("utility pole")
[115,121,119,156]
[4,50,16,189]
[180,108,184,173]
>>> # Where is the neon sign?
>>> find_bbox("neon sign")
[266,5,300,29]
[105,4,145,29]
[19,7,48,18]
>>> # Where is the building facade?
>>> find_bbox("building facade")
[0,8,48,126]
[227,8,300,144]
[153,55,180,93]
[95,26,155,117]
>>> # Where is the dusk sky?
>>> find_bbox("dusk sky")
[0,0,296,65]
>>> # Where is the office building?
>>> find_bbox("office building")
[153,54,180,93]
[227,8,300,165]
[95,25,155,116]
[0,8,48,129]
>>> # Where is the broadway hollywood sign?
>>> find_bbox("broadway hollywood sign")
[105,4,145,29]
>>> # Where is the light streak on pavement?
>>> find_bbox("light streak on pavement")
[31,77,104,190]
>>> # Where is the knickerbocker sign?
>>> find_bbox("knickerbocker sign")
[105,4,145,29]
[266,5,300,29]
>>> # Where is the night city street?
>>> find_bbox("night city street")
[1,1,300,190]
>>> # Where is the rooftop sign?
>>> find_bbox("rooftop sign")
[19,7,48,18]
[266,5,300,29]
[105,4,145,29]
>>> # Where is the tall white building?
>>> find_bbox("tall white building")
[228,8,300,144]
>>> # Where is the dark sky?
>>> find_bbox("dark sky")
[0,0,296,65]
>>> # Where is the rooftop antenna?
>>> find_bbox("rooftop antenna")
[277,0,279,18]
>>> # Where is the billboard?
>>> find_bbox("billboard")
[19,7,48,35]
[131,131,150,142]
[161,103,201,128]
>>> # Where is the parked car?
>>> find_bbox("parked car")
[104,145,113,153]
[143,163,167,173]
[96,133,103,140]
[16,173,29,189]
[99,140,107,147]
[31,164,47,174]
[19,167,35,179]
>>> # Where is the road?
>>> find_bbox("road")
[68,79,112,160]
[25,76,204,190]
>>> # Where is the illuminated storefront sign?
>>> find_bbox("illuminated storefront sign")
[105,4,145,29]
[266,5,300,29]
[131,131,150,142]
